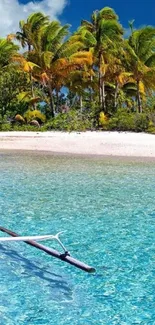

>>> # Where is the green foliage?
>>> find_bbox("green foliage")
[44,110,93,131]
[107,109,149,132]
[0,67,30,118]
[108,111,135,131]
[12,125,41,131]
[147,121,155,133]
[134,113,149,132]
[0,39,19,68]
[0,123,41,132]
[0,123,12,131]
[1,8,155,133]
[144,94,155,112]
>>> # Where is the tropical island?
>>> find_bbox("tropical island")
[1,4,155,324]
[0,6,155,134]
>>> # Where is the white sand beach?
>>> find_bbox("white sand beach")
[0,131,155,158]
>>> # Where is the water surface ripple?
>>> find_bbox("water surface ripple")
[0,152,155,324]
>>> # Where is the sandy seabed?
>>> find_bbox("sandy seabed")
[0,131,155,159]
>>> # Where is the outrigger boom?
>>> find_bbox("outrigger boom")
[0,226,95,273]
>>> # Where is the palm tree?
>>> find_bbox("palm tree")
[79,7,123,112]
[125,26,155,112]
[105,51,132,110]
[0,39,19,70]
[122,81,145,110]
[10,12,49,51]
[8,12,50,108]
[66,68,95,111]
[12,53,41,110]
[26,21,93,116]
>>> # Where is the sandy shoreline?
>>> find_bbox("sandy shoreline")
[0,131,155,158]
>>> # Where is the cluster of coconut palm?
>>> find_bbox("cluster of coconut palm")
[1,7,155,120]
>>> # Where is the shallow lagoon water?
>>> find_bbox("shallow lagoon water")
[0,151,155,325]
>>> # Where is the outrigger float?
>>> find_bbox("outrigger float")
[0,226,95,273]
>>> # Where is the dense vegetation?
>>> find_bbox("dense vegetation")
[1,8,155,132]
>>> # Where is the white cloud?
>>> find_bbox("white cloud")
[0,0,68,37]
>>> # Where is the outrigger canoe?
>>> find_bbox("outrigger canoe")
[0,226,95,273]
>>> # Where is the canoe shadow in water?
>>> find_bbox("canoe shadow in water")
[0,244,73,300]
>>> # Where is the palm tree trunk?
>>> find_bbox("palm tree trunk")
[137,80,142,113]
[89,75,93,104]
[80,95,83,112]
[99,71,102,109]
[47,82,55,117]
[114,81,119,111]
[99,55,102,110]
[89,87,92,104]
[28,43,37,110]
[99,54,106,112]
[56,90,59,113]
[30,71,36,110]
[102,81,106,112]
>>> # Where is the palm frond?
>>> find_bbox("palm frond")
[28,12,49,32]
[40,51,54,69]
[81,20,94,32]
[99,7,119,20]
[57,41,84,58]
[145,53,155,67]
[70,51,93,66]
[48,24,70,52]
[41,21,61,49]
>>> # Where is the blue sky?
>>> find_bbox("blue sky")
[20,0,155,31]
[1,0,155,37]
[62,0,155,31]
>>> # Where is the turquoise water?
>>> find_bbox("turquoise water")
[0,151,155,325]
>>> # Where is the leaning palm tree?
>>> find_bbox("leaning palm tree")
[8,12,50,108]
[125,26,155,112]
[26,21,93,117]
